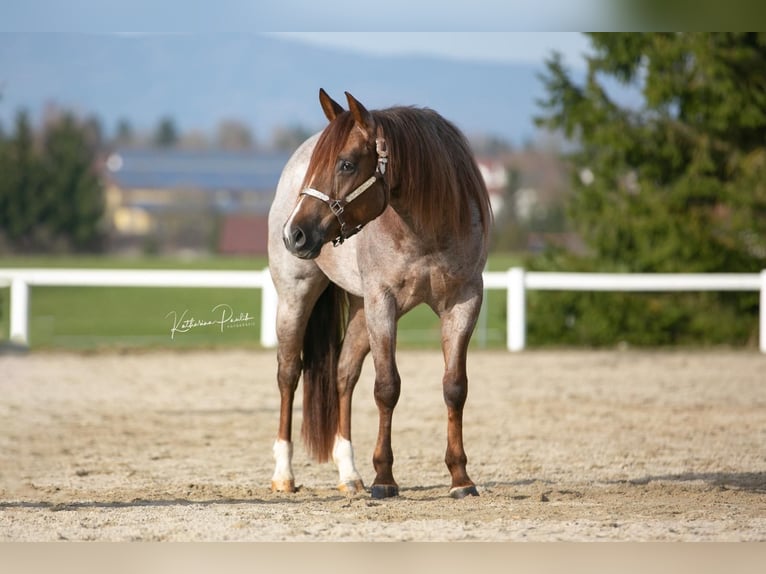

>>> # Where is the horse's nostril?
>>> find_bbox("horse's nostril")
[283,225,308,252]
[292,228,306,248]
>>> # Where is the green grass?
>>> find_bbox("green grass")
[0,253,522,350]
[23,286,263,350]
[0,254,268,270]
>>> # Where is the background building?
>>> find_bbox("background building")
[103,148,290,255]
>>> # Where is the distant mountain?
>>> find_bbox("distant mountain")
[0,33,554,145]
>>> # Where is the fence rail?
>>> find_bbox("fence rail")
[483,268,766,353]
[0,268,278,348]
[1,267,765,352]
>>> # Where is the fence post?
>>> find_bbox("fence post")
[760,270,766,354]
[260,268,278,348]
[10,278,30,346]
[508,267,526,352]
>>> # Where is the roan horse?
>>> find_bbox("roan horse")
[267,89,492,499]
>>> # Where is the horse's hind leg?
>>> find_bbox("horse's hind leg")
[438,287,483,499]
[333,294,370,494]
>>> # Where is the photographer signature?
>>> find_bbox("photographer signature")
[165,304,255,340]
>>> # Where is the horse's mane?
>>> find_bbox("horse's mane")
[302,106,492,243]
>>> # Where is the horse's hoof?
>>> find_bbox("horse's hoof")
[338,479,365,494]
[449,485,479,499]
[370,484,399,499]
[271,479,296,493]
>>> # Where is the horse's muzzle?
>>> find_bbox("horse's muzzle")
[282,223,321,259]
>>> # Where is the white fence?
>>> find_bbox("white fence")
[483,268,766,353]
[0,268,278,348]
[1,267,765,352]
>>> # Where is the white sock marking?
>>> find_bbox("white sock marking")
[332,435,362,485]
[272,438,294,484]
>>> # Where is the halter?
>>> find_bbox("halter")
[300,136,389,246]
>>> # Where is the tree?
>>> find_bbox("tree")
[0,109,105,253]
[0,111,45,248]
[153,116,179,148]
[40,113,105,251]
[271,124,314,152]
[114,118,135,147]
[216,119,254,150]
[531,33,766,347]
[490,166,525,251]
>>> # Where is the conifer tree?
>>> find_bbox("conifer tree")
[0,111,45,248]
[531,33,766,346]
[0,110,105,252]
[41,113,105,251]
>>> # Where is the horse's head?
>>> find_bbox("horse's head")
[282,89,389,259]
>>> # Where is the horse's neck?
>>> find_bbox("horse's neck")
[371,204,446,256]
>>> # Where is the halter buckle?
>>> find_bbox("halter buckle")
[376,137,388,175]
[329,199,344,217]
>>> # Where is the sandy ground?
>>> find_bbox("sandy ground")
[1,348,764,541]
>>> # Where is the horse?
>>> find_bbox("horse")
[267,89,492,499]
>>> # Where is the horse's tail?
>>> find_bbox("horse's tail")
[301,282,347,462]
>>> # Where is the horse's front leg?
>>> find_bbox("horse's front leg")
[271,337,301,493]
[271,279,327,493]
[333,295,370,494]
[438,287,483,499]
[364,292,401,499]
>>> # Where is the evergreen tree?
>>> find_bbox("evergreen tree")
[41,113,105,251]
[153,116,179,148]
[0,110,105,253]
[0,111,45,248]
[531,33,766,347]
[114,118,135,147]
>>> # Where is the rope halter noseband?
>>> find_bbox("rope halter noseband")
[300,136,389,246]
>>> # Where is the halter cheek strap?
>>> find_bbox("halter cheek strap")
[300,179,374,246]
[300,136,389,246]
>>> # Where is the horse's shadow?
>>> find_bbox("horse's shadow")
[481,471,766,494]
[0,496,305,511]
[3,472,763,511]
[611,471,766,493]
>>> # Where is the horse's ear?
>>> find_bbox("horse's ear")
[319,88,345,122]
[345,92,375,140]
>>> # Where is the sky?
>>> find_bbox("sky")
[0,0,605,144]
[266,33,592,69]
[3,1,599,70]
[3,1,612,33]
[0,30,602,145]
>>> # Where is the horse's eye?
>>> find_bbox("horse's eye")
[338,160,356,173]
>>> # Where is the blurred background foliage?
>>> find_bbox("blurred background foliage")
[0,110,105,253]
[528,32,766,347]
